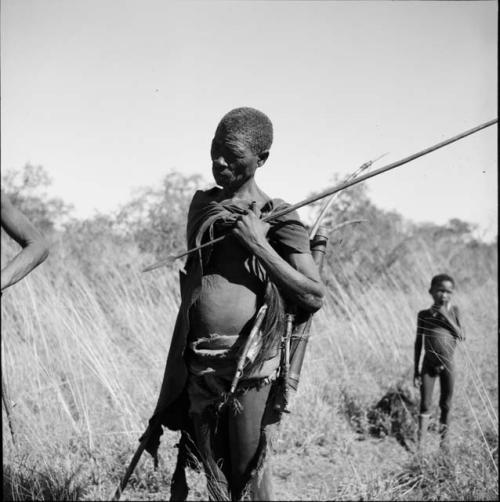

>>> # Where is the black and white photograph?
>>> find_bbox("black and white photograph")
[1,1,497,500]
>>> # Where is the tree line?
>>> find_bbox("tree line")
[2,164,496,292]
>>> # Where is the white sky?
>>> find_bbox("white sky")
[1,0,498,240]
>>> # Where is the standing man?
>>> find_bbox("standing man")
[1,192,49,293]
[143,107,324,501]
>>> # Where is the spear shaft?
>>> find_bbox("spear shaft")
[143,118,497,272]
[263,118,497,221]
[308,152,386,239]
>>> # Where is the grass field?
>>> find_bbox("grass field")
[1,236,498,501]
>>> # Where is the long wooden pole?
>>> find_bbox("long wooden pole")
[143,118,496,273]
[268,118,497,222]
[111,440,147,501]
[111,419,161,501]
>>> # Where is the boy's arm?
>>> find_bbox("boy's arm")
[413,313,424,387]
[453,306,465,341]
[1,193,50,292]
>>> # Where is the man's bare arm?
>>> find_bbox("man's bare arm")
[413,315,423,387]
[1,193,49,292]
[250,244,324,313]
[232,207,324,313]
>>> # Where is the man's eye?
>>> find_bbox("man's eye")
[224,150,240,162]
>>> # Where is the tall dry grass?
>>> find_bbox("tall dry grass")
[1,233,497,501]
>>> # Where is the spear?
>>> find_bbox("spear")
[143,118,497,273]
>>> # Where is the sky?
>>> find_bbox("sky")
[1,0,498,240]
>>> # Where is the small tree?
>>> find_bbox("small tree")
[116,171,206,258]
[1,164,74,234]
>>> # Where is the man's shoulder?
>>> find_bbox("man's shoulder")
[191,186,221,201]
[418,308,432,318]
[265,198,304,223]
[267,197,292,210]
[188,187,222,210]
[268,197,287,207]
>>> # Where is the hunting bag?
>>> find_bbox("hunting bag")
[287,226,328,391]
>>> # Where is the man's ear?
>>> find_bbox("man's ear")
[257,150,270,167]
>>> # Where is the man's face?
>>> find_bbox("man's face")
[430,280,454,307]
[211,132,263,191]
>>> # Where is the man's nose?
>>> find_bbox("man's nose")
[213,156,228,168]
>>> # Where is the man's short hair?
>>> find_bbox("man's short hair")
[215,107,273,155]
[430,273,455,289]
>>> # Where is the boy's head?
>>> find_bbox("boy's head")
[429,273,455,306]
[211,107,273,190]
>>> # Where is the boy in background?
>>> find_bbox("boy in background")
[414,273,465,449]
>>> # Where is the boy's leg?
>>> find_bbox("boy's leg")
[439,363,455,447]
[419,370,436,446]
[228,382,273,501]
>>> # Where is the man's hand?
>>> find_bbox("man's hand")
[230,199,324,313]
[232,201,271,251]
[413,373,421,388]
